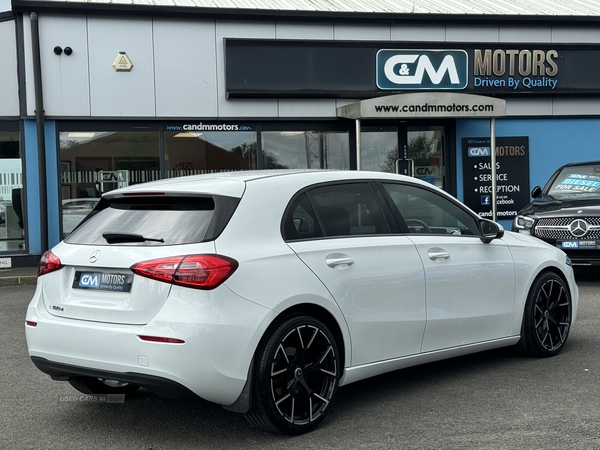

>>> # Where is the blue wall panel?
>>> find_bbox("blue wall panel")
[23,121,40,255]
[456,117,600,228]
[23,120,60,253]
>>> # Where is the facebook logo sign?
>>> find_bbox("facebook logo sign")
[481,195,491,205]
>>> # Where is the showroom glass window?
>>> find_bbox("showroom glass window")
[0,126,24,251]
[59,129,160,237]
[164,128,257,176]
[262,131,349,170]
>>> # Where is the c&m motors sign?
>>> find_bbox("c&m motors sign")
[377,50,468,90]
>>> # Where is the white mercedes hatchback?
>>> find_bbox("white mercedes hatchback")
[26,170,578,435]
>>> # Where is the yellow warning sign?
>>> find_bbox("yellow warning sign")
[112,52,133,72]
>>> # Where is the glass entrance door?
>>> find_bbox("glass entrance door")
[360,123,449,191]
[407,125,445,189]
[360,126,398,173]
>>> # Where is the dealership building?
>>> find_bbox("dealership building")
[2,0,600,266]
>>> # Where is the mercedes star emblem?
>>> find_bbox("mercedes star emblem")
[89,250,101,263]
[568,219,589,238]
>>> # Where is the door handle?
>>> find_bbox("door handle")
[326,253,354,268]
[427,248,449,261]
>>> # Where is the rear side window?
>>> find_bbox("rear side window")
[65,196,220,246]
[283,194,324,241]
[308,183,389,238]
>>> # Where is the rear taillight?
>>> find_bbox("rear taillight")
[130,255,238,290]
[37,250,63,277]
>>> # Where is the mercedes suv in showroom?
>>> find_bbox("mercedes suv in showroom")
[513,160,600,267]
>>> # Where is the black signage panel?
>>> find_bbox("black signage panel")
[225,40,377,98]
[461,137,530,220]
[225,39,600,98]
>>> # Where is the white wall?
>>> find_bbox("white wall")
[0,20,19,116]
[39,15,90,116]
[88,17,156,116]
[154,19,219,117]
[20,15,600,119]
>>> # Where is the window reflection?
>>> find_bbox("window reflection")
[0,130,24,251]
[360,127,398,172]
[408,126,445,188]
[164,130,257,176]
[59,130,160,237]
[57,126,349,239]
[262,131,349,170]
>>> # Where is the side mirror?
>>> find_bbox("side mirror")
[531,186,542,198]
[479,219,504,244]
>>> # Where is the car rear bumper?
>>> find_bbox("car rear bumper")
[25,282,276,405]
[31,356,196,398]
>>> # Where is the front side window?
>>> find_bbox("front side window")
[382,183,478,236]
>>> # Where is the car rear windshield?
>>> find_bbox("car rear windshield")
[65,196,216,246]
[547,165,600,200]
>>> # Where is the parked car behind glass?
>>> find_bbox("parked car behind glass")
[513,160,600,266]
[61,198,101,236]
[27,170,578,435]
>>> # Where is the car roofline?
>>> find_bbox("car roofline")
[101,169,428,199]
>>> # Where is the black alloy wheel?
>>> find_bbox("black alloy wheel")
[521,272,572,357]
[245,315,340,435]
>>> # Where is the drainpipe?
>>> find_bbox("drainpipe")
[30,12,48,253]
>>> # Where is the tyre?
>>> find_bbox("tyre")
[520,272,572,357]
[68,377,140,396]
[244,315,340,435]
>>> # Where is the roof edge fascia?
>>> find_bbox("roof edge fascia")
[11,1,600,25]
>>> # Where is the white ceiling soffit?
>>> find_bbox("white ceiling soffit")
[15,0,600,16]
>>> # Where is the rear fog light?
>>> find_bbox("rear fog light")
[138,335,185,344]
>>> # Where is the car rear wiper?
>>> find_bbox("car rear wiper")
[102,232,165,244]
